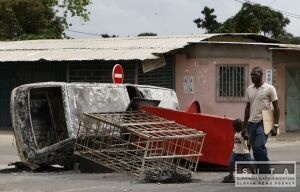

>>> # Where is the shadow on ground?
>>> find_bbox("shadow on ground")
[0,162,71,174]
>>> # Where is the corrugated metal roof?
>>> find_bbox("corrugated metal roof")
[0,33,278,62]
[270,44,300,52]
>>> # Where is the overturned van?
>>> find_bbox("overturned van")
[10,82,179,169]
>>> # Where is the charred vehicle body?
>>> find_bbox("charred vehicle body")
[10,82,179,169]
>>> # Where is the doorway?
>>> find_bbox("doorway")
[286,67,300,131]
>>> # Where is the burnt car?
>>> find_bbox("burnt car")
[10,82,179,169]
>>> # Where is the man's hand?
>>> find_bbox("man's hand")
[241,128,248,140]
[270,125,278,136]
[241,122,249,140]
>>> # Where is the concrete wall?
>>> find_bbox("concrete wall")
[175,44,272,120]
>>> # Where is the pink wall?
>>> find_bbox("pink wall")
[175,54,272,120]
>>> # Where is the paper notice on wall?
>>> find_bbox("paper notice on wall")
[142,57,166,73]
[183,75,194,94]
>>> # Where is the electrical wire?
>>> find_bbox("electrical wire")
[66,29,102,36]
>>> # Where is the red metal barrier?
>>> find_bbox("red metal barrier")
[139,105,234,166]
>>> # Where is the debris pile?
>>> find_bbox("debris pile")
[74,111,205,179]
[144,166,192,183]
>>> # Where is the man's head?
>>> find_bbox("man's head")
[251,66,263,87]
[232,118,243,132]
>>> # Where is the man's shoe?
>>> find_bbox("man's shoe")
[222,175,235,183]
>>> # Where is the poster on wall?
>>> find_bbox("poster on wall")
[266,69,272,84]
[183,75,194,94]
[266,69,277,85]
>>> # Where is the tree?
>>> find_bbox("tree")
[101,34,117,38]
[194,2,293,42]
[227,3,290,39]
[137,32,157,36]
[194,7,221,33]
[289,36,300,44]
[0,0,91,40]
[217,18,236,33]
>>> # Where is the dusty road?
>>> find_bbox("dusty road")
[0,132,299,192]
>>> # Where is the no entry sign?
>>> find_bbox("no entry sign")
[112,64,124,84]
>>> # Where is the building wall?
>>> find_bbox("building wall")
[68,61,137,83]
[138,55,175,89]
[0,62,67,129]
[273,51,300,133]
[68,56,175,89]
[1,58,175,130]
[175,44,272,121]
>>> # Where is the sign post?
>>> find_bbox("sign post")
[112,64,124,84]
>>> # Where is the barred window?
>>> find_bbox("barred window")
[216,65,248,102]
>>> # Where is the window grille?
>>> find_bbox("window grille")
[216,65,248,102]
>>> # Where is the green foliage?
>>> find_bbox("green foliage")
[227,3,290,39]
[41,0,90,21]
[101,34,117,38]
[0,0,91,40]
[60,0,91,22]
[277,33,300,44]
[194,7,221,33]
[217,18,236,33]
[289,37,300,44]
[137,32,157,36]
[194,2,297,43]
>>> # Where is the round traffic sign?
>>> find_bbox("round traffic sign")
[112,64,124,84]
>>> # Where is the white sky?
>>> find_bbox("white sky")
[66,0,300,38]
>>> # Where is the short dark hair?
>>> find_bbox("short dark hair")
[232,118,243,132]
[252,66,263,76]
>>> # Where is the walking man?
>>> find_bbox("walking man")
[243,66,280,172]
